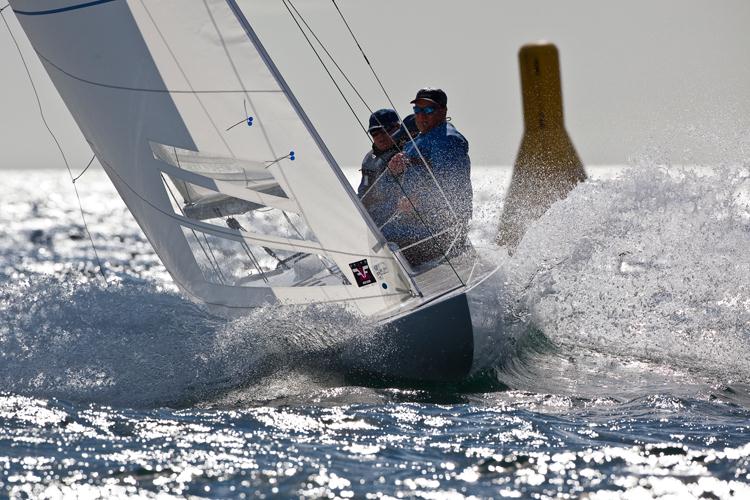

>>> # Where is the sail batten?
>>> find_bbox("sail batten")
[156,160,299,214]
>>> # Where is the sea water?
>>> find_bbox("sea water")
[1,164,749,499]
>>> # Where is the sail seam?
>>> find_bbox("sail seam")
[200,0,279,165]
[34,50,282,94]
[13,0,119,16]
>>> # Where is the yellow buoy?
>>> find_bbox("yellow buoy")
[497,42,587,249]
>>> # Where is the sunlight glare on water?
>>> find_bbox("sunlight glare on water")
[1,164,750,498]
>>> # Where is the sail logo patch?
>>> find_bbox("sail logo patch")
[349,259,377,287]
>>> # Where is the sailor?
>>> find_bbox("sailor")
[392,113,420,149]
[358,108,402,227]
[385,88,473,264]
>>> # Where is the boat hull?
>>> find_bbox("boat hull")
[342,265,506,384]
[345,292,475,383]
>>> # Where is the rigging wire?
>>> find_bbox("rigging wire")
[282,0,464,285]
[281,1,455,277]
[283,0,414,148]
[327,0,466,286]
[284,0,414,145]
[330,0,392,108]
[281,0,368,136]
[1,9,109,286]
[285,0,375,117]
[329,0,460,223]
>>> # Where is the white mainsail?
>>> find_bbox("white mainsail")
[10,0,431,315]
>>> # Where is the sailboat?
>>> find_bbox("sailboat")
[8,0,504,383]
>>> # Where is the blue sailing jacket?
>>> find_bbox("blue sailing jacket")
[399,122,472,234]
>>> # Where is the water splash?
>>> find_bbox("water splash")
[504,162,750,384]
[0,273,373,407]
[3,166,750,407]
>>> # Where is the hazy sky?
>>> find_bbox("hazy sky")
[1,0,749,170]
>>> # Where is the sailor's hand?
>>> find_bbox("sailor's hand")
[388,153,408,176]
[397,196,414,213]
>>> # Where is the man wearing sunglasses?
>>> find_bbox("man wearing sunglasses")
[385,88,472,264]
[358,108,402,227]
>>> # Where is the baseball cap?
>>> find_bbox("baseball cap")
[368,108,400,133]
[410,88,447,108]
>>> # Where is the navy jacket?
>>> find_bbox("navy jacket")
[399,122,472,233]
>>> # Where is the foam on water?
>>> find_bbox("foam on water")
[505,162,750,385]
[1,163,750,407]
[1,276,221,406]
[0,274,381,407]
[0,170,385,406]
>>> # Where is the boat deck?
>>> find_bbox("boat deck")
[411,250,494,301]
